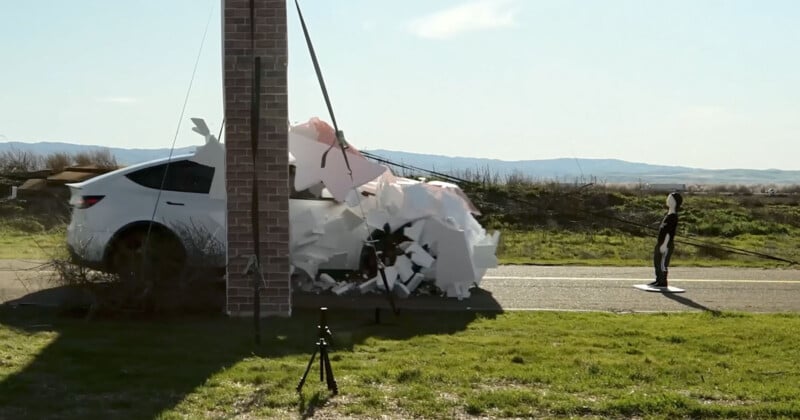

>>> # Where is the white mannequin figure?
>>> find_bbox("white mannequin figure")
[649,192,683,288]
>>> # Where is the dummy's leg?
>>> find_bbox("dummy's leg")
[658,244,674,287]
[650,245,664,286]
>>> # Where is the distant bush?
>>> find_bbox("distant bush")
[44,152,73,172]
[72,149,118,169]
[0,149,41,173]
[0,148,119,173]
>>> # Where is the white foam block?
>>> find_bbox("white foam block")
[394,282,410,298]
[405,272,424,293]
[403,220,426,242]
[394,255,415,283]
[316,273,337,289]
[289,120,387,201]
[400,184,437,220]
[427,218,476,295]
[359,278,377,293]
[374,266,398,291]
[404,243,435,268]
[366,209,391,231]
[332,282,355,296]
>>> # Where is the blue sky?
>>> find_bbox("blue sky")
[1,0,799,170]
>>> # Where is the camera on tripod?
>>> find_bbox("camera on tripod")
[297,307,338,394]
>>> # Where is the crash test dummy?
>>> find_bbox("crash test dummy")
[649,192,683,287]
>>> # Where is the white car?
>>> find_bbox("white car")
[66,118,499,299]
[65,153,340,279]
[65,152,224,276]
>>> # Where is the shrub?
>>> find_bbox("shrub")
[44,152,73,172]
[47,222,225,319]
[72,149,118,169]
[0,149,42,172]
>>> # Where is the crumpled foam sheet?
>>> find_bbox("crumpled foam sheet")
[288,117,500,300]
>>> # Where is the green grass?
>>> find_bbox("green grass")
[1,223,797,269]
[0,224,64,260]
[2,307,799,419]
[497,229,800,268]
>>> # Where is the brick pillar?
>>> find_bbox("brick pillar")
[223,0,291,317]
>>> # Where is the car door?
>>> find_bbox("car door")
[125,159,225,264]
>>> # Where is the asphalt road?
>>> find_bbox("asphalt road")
[3,260,800,313]
[478,265,800,313]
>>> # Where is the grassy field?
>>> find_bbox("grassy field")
[3,186,800,268]
[498,229,800,268]
[1,307,799,419]
[0,224,64,260]
[2,224,799,269]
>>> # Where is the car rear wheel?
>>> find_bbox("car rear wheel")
[107,227,186,308]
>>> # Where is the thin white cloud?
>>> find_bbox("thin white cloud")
[408,0,519,40]
[95,96,138,104]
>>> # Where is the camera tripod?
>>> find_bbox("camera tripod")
[296,307,338,394]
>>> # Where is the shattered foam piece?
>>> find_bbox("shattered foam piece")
[394,255,414,283]
[291,259,321,281]
[282,116,502,300]
[404,272,424,293]
[373,266,398,291]
[359,278,377,294]
[332,282,355,296]
[289,117,387,201]
[365,208,391,231]
[290,208,322,248]
[403,220,425,243]
[314,215,368,270]
[318,253,349,271]
[417,224,441,256]
[339,207,366,231]
[426,180,481,215]
[399,184,437,221]
[316,273,337,290]
[425,218,477,297]
[377,175,404,215]
[394,282,410,298]
[290,243,339,280]
[472,231,500,265]
[188,118,225,201]
[401,243,435,268]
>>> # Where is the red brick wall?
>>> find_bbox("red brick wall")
[223,0,290,316]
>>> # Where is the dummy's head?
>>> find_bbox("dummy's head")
[666,192,683,213]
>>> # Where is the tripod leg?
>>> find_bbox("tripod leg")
[319,342,325,382]
[320,342,338,394]
[296,346,319,392]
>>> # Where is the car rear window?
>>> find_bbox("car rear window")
[125,160,215,194]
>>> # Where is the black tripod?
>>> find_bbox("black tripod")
[297,307,338,394]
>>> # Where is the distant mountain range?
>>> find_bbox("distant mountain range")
[365,150,800,185]
[2,141,798,185]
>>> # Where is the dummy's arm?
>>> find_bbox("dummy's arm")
[659,233,670,254]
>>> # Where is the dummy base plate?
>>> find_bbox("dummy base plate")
[633,284,685,293]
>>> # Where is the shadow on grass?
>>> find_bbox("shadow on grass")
[299,391,332,419]
[0,286,502,419]
[659,290,722,315]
